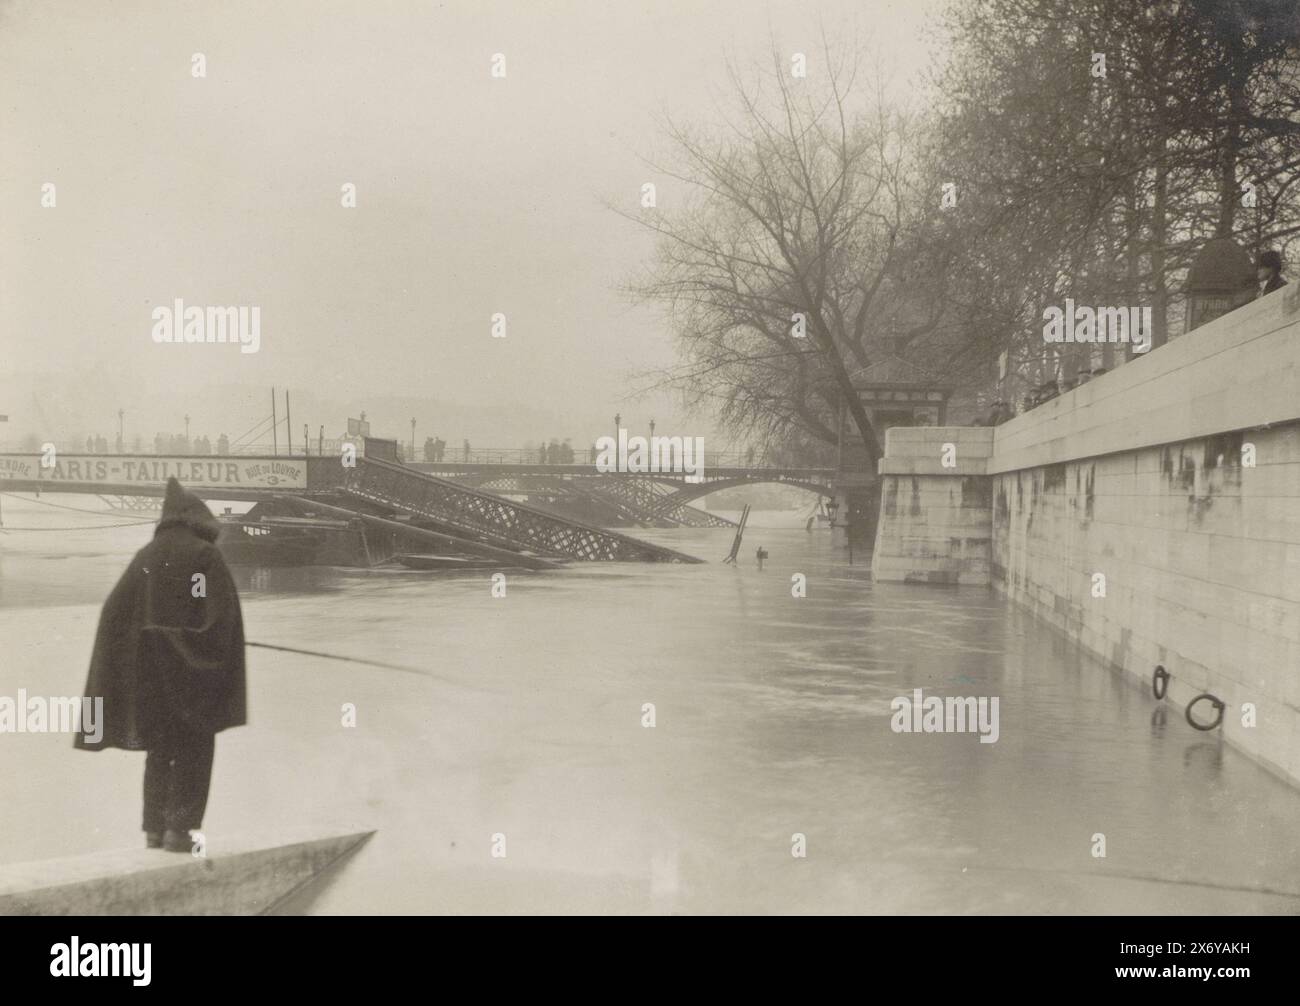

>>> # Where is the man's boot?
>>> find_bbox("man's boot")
[162,829,192,853]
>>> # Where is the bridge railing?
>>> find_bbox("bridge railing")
[0,440,324,457]
[404,449,819,468]
[0,441,837,471]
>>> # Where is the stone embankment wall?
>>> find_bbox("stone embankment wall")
[872,287,1300,784]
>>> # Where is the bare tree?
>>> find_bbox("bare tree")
[618,45,941,467]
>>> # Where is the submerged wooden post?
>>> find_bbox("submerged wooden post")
[723,504,750,563]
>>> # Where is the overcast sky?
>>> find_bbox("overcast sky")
[0,0,944,448]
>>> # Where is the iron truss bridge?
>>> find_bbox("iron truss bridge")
[0,452,838,563]
[340,458,702,562]
[407,462,836,528]
[0,453,707,563]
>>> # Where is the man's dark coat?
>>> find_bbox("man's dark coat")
[75,478,246,751]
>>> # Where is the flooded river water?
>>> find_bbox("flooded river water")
[2,493,1299,914]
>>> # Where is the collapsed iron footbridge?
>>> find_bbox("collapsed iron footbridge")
[410,458,836,530]
[0,443,836,566]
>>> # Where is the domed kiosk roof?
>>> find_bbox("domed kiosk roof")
[1185,237,1256,293]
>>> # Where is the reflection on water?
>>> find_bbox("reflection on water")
[2,493,1299,914]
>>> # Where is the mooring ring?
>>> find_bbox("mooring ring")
[1152,665,1170,701]
[1185,693,1225,732]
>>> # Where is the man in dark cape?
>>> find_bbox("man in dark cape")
[75,478,246,852]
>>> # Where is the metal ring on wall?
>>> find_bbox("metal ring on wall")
[1152,665,1170,701]
[1185,693,1225,732]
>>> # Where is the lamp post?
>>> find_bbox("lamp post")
[411,417,417,462]
[649,418,655,440]
[614,412,621,443]
[117,409,124,453]
[184,414,190,451]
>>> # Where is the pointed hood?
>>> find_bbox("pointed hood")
[156,477,222,542]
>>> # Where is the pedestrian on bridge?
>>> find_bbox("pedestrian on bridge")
[74,478,247,854]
